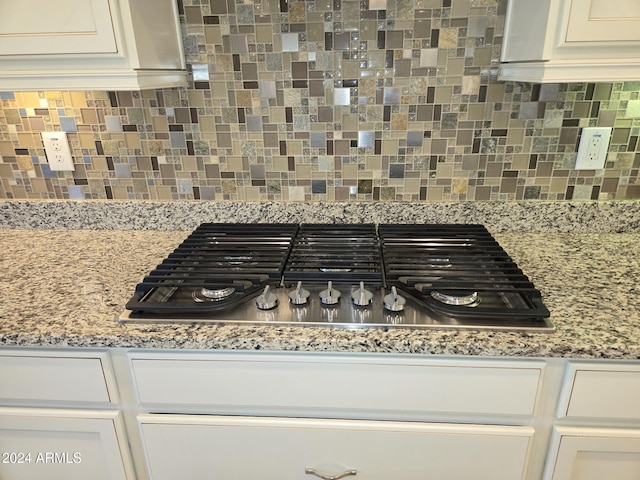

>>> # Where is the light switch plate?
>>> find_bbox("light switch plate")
[575,127,611,170]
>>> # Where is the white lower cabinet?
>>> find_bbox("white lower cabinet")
[125,352,546,479]
[0,408,133,480]
[138,415,534,480]
[544,427,640,480]
[543,362,640,479]
[0,350,136,479]
[4,348,640,480]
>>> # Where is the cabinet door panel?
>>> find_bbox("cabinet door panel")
[0,408,132,480]
[545,427,640,480]
[500,0,640,81]
[139,414,533,480]
[0,0,117,55]
[566,0,640,43]
[0,0,186,89]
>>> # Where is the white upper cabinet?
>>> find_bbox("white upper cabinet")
[0,0,187,91]
[499,0,640,83]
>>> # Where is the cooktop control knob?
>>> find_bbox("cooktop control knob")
[383,286,406,312]
[256,285,278,310]
[288,281,310,305]
[351,281,374,306]
[319,281,341,305]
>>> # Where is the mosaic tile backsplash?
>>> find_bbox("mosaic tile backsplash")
[1,0,639,202]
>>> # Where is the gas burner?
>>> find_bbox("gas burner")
[283,224,383,285]
[428,258,452,266]
[193,286,236,302]
[222,254,256,265]
[430,289,480,307]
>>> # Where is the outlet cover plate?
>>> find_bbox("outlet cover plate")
[575,127,611,170]
[42,131,74,171]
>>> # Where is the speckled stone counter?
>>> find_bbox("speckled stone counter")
[1,229,638,359]
[2,199,640,232]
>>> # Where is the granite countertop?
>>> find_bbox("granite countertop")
[1,228,639,359]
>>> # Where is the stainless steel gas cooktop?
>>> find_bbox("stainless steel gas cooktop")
[119,223,554,332]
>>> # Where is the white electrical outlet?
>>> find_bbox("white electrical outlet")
[41,132,74,171]
[575,127,612,170]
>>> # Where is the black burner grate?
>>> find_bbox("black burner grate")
[283,224,383,285]
[379,224,550,319]
[126,223,298,313]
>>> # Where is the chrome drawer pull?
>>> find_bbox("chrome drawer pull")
[305,467,357,480]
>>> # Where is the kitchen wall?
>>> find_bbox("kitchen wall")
[0,0,639,202]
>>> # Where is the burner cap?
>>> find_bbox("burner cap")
[193,286,236,302]
[223,254,255,265]
[430,289,480,307]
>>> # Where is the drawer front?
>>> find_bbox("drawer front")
[139,415,533,480]
[559,363,640,420]
[0,352,113,404]
[130,353,543,416]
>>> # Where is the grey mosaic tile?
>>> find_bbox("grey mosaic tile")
[281,33,299,52]
[310,132,326,147]
[383,87,401,104]
[358,131,374,147]
[229,34,249,53]
[407,131,423,147]
[334,88,351,106]
[105,116,123,132]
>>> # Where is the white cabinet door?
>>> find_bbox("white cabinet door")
[0,0,186,90]
[0,0,117,56]
[139,414,534,480]
[565,0,640,43]
[544,427,640,480]
[0,408,134,480]
[500,0,640,82]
